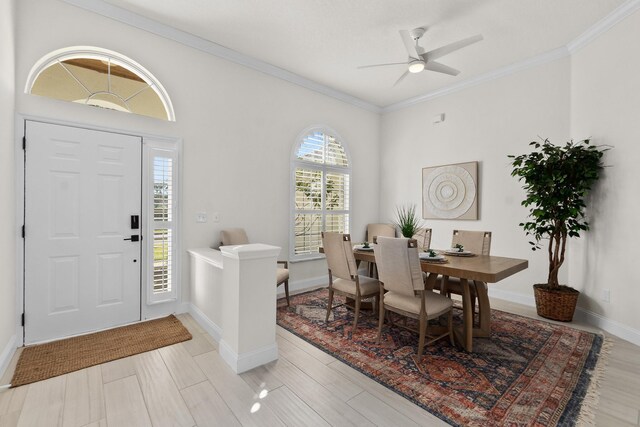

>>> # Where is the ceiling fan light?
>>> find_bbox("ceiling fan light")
[408,60,425,73]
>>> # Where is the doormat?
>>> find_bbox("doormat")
[277,289,610,427]
[11,315,191,387]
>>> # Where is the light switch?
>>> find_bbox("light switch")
[196,212,208,223]
[212,212,220,223]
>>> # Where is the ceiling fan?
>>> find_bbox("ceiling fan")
[359,28,483,86]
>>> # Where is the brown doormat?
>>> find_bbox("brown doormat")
[11,314,192,388]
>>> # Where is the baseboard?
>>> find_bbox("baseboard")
[219,339,278,374]
[0,335,17,384]
[489,288,640,346]
[488,288,536,308]
[574,307,640,347]
[187,303,222,343]
[277,275,328,298]
[176,302,190,314]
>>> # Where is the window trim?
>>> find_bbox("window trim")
[144,139,180,304]
[289,126,352,262]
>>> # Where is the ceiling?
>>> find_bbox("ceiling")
[102,0,626,108]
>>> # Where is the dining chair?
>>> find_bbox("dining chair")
[366,223,396,243]
[364,223,396,276]
[375,237,453,358]
[322,232,380,333]
[441,230,492,321]
[220,227,290,306]
[412,227,432,250]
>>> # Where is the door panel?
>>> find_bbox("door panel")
[25,121,142,344]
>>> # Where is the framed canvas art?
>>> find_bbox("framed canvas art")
[422,161,478,220]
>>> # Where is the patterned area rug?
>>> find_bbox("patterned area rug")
[276,289,608,427]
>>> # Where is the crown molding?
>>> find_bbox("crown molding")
[382,46,570,113]
[567,0,640,54]
[62,0,639,115]
[61,0,382,114]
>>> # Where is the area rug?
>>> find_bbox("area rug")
[11,315,192,387]
[276,289,609,427]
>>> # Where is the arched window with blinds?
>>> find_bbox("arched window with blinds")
[291,128,351,260]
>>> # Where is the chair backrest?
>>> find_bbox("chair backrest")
[366,223,395,243]
[451,230,492,255]
[321,232,358,281]
[412,227,432,250]
[375,237,423,297]
[220,228,250,246]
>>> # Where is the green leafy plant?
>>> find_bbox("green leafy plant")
[394,204,423,238]
[427,249,437,257]
[509,139,607,289]
[453,243,464,252]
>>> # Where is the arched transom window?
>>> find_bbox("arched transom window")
[291,128,351,260]
[26,46,175,121]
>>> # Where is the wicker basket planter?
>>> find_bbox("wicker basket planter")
[533,284,580,322]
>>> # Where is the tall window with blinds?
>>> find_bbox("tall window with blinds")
[291,129,351,260]
[147,148,178,303]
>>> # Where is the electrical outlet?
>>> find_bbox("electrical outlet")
[602,289,610,303]
[196,212,208,223]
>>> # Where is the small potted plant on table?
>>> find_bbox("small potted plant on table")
[394,204,423,239]
[509,138,607,321]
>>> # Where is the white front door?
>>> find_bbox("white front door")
[24,121,142,344]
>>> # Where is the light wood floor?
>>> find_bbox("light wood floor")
[0,299,638,427]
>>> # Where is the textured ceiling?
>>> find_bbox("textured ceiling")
[103,0,626,107]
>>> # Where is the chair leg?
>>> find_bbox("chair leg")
[417,313,427,358]
[284,280,290,306]
[325,289,334,323]
[448,310,454,346]
[353,297,361,333]
[377,287,385,344]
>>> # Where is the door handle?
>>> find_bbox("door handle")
[123,235,140,242]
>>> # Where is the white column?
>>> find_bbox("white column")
[219,243,280,373]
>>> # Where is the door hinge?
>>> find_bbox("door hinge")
[22,136,26,150]
[21,225,25,238]
[21,313,25,327]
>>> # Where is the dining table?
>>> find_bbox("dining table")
[348,247,528,352]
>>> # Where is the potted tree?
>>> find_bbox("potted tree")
[509,139,607,321]
[394,204,423,238]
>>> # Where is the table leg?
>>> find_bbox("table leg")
[461,278,473,352]
[473,281,491,337]
[424,273,439,291]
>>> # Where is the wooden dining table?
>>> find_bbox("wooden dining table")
[350,248,528,352]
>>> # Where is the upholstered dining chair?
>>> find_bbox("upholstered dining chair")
[375,237,454,358]
[412,227,432,250]
[321,232,380,334]
[441,230,492,320]
[366,223,396,243]
[364,223,396,277]
[220,228,290,306]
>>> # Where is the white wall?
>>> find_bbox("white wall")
[380,59,572,295]
[0,0,17,368]
[14,0,381,309]
[570,10,640,332]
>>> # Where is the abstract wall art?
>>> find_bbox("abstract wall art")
[422,161,478,220]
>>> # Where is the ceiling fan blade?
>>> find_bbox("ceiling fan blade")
[393,70,410,87]
[357,62,407,69]
[424,61,460,76]
[399,30,420,59]
[423,34,483,61]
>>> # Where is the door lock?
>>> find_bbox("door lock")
[123,235,140,242]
